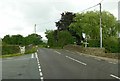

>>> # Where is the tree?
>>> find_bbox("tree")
[45,30,57,47]
[57,30,75,48]
[2,35,11,44]
[45,30,75,48]
[2,34,24,45]
[55,12,76,31]
[69,11,118,46]
[25,34,43,45]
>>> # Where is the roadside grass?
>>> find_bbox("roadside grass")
[25,46,37,54]
[0,46,37,58]
[0,53,23,58]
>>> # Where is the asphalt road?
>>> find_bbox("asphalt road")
[1,48,120,80]
[2,54,40,79]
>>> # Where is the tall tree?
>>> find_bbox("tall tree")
[25,34,42,45]
[69,11,118,40]
[55,12,76,31]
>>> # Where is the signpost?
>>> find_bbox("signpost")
[19,46,25,54]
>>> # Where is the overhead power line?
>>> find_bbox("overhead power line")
[80,4,99,13]
[36,1,104,26]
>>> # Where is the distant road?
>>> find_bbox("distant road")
[2,48,120,80]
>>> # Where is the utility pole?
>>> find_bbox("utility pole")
[99,3,102,48]
[34,24,36,34]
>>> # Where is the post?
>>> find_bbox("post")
[34,24,36,34]
[99,3,102,48]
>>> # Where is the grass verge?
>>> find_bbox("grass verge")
[0,46,37,58]
[0,53,23,58]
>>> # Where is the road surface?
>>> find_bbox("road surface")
[1,48,120,80]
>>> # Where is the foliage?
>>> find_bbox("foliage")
[25,34,43,45]
[45,30,75,48]
[2,45,19,55]
[103,37,119,53]
[88,39,100,47]
[56,12,76,31]
[69,11,118,40]
[2,34,42,55]
[25,46,37,54]
[2,33,43,46]
[45,30,57,47]
[57,30,75,48]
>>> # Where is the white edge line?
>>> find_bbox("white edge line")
[39,69,41,72]
[40,72,43,76]
[35,52,44,80]
[41,77,44,81]
[110,74,120,80]
[38,66,41,69]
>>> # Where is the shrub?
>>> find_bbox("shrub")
[57,30,75,48]
[103,37,119,53]
[88,39,100,47]
[2,45,20,55]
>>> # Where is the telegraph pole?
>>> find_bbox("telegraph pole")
[34,24,36,34]
[99,3,102,48]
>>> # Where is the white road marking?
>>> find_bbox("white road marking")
[35,53,38,58]
[35,52,44,80]
[38,63,40,66]
[40,72,43,76]
[39,69,41,72]
[31,54,34,58]
[54,51,61,55]
[41,77,44,81]
[110,74,120,80]
[38,66,41,69]
[109,62,117,64]
[66,56,87,66]
[38,61,40,64]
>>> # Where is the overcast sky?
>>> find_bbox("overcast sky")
[0,0,119,40]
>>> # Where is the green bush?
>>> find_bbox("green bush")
[57,30,75,48]
[25,45,37,54]
[103,37,119,53]
[2,45,20,55]
[88,39,100,47]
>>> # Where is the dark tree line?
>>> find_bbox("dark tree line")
[45,11,119,52]
[2,33,43,46]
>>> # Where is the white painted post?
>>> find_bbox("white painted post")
[19,46,25,54]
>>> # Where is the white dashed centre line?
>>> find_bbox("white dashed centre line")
[54,51,61,55]
[65,56,87,66]
[35,52,44,81]
[110,74,120,80]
